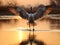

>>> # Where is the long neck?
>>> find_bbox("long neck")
[31,7,32,13]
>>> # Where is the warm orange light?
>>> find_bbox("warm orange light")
[19,30,22,42]
[18,27,27,42]
[18,27,24,42]
[18,27,29,42]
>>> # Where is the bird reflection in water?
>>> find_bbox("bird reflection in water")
[19,33,45,45]
[19,26,45,45]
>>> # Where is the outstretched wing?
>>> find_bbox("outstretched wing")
[33,5,47,20]
[33,5,52,20]
[16,7,28,19]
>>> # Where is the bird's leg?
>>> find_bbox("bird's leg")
[29,22,31,31]
[32,23,35,39]
[28,16,35,45]
[28,23,33,45]
[28,23,36,45]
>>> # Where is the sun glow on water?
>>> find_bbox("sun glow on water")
[18,27,28,42]
[18,27,24,42]
[19,30,22,42]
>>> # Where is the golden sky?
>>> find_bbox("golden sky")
[0,0,51,7]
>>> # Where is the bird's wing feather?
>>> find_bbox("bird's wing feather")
[39,7,53,20]
[33,5,52,20]
[33,5,47,20]
[16,7,28,19]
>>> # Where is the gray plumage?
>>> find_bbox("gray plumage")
[15,5,47,25]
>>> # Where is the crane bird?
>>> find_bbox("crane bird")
[9,5,52,26]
